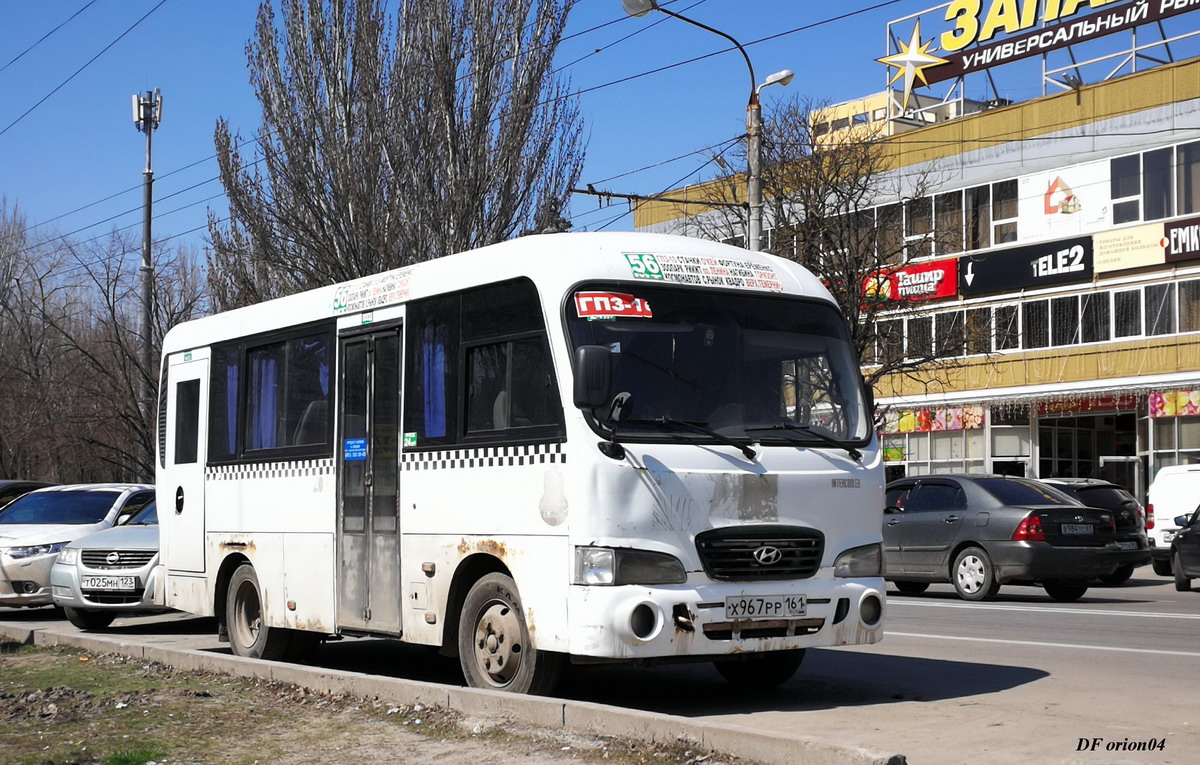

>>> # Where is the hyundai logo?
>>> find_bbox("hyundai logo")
[752,546,783,565]
[105,551,121,565]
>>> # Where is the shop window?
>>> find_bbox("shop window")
[995,305,1019,350]
[965,185,991,251]
[935,191,964,255]
[907,316,933,359]
[992,427,1031,457]
[1145,283,1176,336]
[1179,279,1200,333]
[1111,154,1141,224]
[1179,141,1200,216]
[1051,296,1079,346]
[1143,148,1173,221]
[1022,300,1049,349]
[1114,290,1142,337]
[992,180,1018,243]
[965,308,992,354]
[935,311,964,357]
[1081,292,1110,343]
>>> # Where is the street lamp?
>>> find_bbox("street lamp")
[622,0,792,252]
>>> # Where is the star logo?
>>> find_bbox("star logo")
[877,20,949,111]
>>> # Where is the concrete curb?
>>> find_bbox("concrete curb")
[0,624,905,765]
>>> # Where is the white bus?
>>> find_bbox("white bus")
[157,232,884,693]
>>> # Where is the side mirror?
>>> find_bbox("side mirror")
[573,345,612,410]
[1174,514,1192,528]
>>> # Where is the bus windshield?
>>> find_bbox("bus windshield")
[566,284,869,444]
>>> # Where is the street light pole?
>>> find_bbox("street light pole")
[133,88,162,476]
[621,0,792,251]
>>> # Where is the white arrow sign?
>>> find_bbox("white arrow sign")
[964,261,975,286]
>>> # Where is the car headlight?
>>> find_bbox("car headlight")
[56,547,79,566]
[834,543,882,578]
[4,542,69,560]
[575,547,687,585]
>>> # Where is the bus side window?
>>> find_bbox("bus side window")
[174,379,200,465]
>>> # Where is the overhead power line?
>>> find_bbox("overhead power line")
[0,0,99,75]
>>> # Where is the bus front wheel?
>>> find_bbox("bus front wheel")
[226,563,291,661]
[458,573,562,694]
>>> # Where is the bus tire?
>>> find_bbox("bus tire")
[226,563,291,661]
[458,573,561,694]
[714,649,805,689]
[63,607,115,631]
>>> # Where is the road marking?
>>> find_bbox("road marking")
[889,631,1200,658]
[889,599,1200,620]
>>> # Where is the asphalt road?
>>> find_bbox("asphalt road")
[3,572,1197,764]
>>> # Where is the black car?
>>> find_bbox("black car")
[0,480,53,511]
[1037,477,1150,585]
[1170,505,1200,592]
[884,474,1127,602]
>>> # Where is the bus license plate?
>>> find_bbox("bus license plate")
[1062,524,1093,535]
[81,576,135,591]
[725,594,806,620]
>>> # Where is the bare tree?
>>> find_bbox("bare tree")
[209,0,585,310]
[682,96,976,390]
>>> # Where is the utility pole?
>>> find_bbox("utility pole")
[133,88,162,479]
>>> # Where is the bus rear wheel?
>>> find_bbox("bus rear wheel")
[714,649,806,689]
[458,573,561,694]
[226,563,291,661]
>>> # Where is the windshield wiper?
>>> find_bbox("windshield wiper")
[650,416,757,460]
[744,422,862,461]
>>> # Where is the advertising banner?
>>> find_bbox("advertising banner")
[1150,389,1200,418]
[864,258,959,302]
[1094,222,1168,273]
[959,236,1093,296]
[883,405,985,435]
[1164,215,1200,264]
[1018,161,1111,242]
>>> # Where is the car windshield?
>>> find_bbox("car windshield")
[565,284,869,442]
[126,501,158,525]
[0,491,119,525]
[976,478,1074,506]
[1069,486,1136,510]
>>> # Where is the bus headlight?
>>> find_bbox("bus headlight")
[575,547,687,586]
[834,543,881,578]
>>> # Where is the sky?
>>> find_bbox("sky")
[0,0,1042,259]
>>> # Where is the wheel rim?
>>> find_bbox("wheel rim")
[957,555,986,593]
[232,579,262,650]
[471,598,523,687]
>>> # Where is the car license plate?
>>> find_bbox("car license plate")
[725,594,806,620]
[1062,524,1093,535]
[1116,541,1138,550]
[81,576,135,591]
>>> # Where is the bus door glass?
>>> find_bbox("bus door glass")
[165,355,208,573]
[337,327,402,633]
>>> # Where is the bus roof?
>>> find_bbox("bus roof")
[162,232,834,355]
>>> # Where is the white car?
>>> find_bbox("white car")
[0,484,154,608]
[1147,465,1200,575]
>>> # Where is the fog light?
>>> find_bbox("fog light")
[629,602,661,641]
[860,594,882,626]
[52,586,71,599]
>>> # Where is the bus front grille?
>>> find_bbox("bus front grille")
[695,525,824,581]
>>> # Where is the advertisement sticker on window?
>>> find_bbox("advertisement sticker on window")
[623,252,783,291]
[574,292,653,319]
[343,438,368,461]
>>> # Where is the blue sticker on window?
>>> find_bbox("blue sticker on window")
[343,438,368,461]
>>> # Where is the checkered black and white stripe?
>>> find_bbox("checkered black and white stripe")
[401,443,565,471]
[206,458,335,481]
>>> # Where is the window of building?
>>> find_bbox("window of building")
[1179,141,1200,216]
[1022,300,1049,349]
[876,203,904,264]
[935,311,964,357]
[1051,295,1079,346]
[992,180,1018,243]
[875,319,903,365]
[1143,147,1173,221]
[995,305,1019,350]
[1180,279,1200,333]
[904,196,933,259]
[935,191,964,255]
[965,185,991,251]
[1145,282,1176,336]
[965,307,992,354]
[1114,290,1142,337]
[907,316,932,359]
[1080,292,1111,343]
[1112,154,1141,224]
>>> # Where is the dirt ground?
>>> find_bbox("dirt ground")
[0,642,750,765]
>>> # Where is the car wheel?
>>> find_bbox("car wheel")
[952,547,997,601]
[1098,564,1135,586]
[714,650,806,690]
[1043,582,1088,602]
[1152,558,1173,577]
[893,581,930,595]
[1174,552,1191,592]
[458,573,562,694]
[226,563,292,660]
[63,606,116,631]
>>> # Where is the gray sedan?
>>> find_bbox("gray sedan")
[51,500,169,630]
[884,474,1126,602]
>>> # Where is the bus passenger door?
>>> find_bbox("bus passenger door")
[337,328,402,634]
[165,356,208,573]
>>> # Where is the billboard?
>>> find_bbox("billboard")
[864,258,959,302]
[1018,160,1111,242]
[959,236,1093,296]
